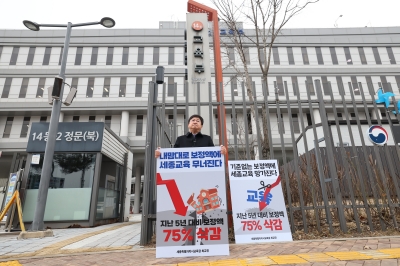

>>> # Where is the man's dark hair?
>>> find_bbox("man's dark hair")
[188,114,204,125]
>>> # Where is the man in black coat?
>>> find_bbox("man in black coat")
[155,114,227,157]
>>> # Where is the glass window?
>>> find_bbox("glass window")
[380,76,391,92]
[0,46,3,60]
[105,116,112,128]
[372,47,382,64]
[26,47,36,65]
[2,117,13,138]
[350,76,360,95]
[20,117,30,138]
[137,47,144,65]
[136,115,143,136]
[122,47,129,65]
[329,47,338,65]
[315,47,324,65]
[59,47,63,65]
[19,78,29,98]
[89,116,96,122]
[103,77,110,97]
[1,77,12,98]
[244,47,250,65]
[306,76,315,95]
[40,116,47,122]
[153,47,159,65]
[395,76,400,93]
[344,47,353,64]
[291,76,299,96]
[292,114,300,133]
[301,47,309,65]
[43,47,51,65]
[231,77,238,96]
[168,47,174,65]
[387,47,396,64]
[336,76,345,95]
[272,47,280,65]
[71,77,78,91]
[73,116,80,122]
[228,47,235,65]
[90,47,98,65]
[24,153,96,221]
[276,113,284,134]
[135,77,142,97]
[86,77,94,98]
[167,77,174,97]
[258,48,265,64]
[247,113,253,134]
[358,47,367,64]
[365,76,375,95]
[106,47,114,65]
[321,76,330,95]
[10,46,20,65]
[275,77,284,95]
[119,77,126,97]
[287,47,295,65]
[75,47,83,65]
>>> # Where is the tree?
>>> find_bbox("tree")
[211,0,319,158]
[54,154,96,188]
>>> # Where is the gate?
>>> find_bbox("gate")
[140,78,400,245]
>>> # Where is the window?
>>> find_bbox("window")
[231,77,238,96]
[153,47,159,65]
[106,47,114,65]
[337,113,343,120]
[75,47,83,65]
[167,77,174,97]
[306,113,312,126]
[395,76,400,93]
[19,78,29,98]
[1,77,12,98]
[90,47,98,65]
[136,115,143,136]
[168,47,174,65]
[0,46,3,60]
[287,47,295,65]
[292,114,300,133]
[336,76,345,95]
[258,48,265,64]
[105,116,112,128]
[103,77,110,97]
[59,47,63,65]
[40,116,47,122]
[291,76,299,96]
[272,47,280,65]
[10,46,20,65]
[71,77,78,92]
[244,47,250,65]
[315,47,324,65]
[276,113,284,134]
[122,47,129,65]
[89,116,96,122]
[387,47,396,64]
[358,47,367,64]
[3,117,13,138]
[321,76,330,95]
[329,47,338,65]
[247,113,253,134]
[306,76,315,95]
[380,76,391,92]
[86,77,94,98]
[135,77,142,97]
[228,47,235,65]
[119,77,126,97]
[137,47,144,65]
[43,47,51,65]
[20,117,30,138]
[350,76,360,95]
[274,77,284,96]
[372,47,382,64]
[26,47,36,65]
[73,116,80,122]
[344,47,353,64]
[301,47,309,65]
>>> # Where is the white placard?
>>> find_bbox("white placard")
[156,147,229,258]
[31,154,40,165]
[228,160,293,244]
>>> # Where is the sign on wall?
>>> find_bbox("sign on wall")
[156,147,229,258]
[228,160,292,244]
[26,122,104,153]
[367,125,389,146]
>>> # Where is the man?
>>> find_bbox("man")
[155,114,227,157]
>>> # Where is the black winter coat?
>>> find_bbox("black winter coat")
[173,132,214,148]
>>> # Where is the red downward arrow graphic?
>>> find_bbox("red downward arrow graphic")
[157,173,188,216]
[259,176,281,211]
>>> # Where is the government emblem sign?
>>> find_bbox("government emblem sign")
[367,125,388,146]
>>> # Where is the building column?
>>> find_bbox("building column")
[133,166,141,213]
[59,112,64,122]
[120,111,129,137]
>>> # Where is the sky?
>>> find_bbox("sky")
[0,0,399,30]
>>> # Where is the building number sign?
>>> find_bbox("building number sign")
[192,21,203,31]
[31,131,100,142]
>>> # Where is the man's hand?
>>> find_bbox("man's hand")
[220,145,227,155]
[155,147,161,158]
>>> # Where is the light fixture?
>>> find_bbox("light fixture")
[38,95,42,98]
[100,17,116,28]
[104,88,108,92]
[23,20,40,31]
[354,88,359,92]
[91,87,94,90]
[40,87,44,90]
[347,59,352,62]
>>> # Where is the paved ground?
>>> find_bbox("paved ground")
[0,215,399,265]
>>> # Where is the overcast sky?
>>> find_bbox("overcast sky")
[0,0,399,30]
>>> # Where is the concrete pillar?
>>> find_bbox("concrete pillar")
[120,111,129,137]
[133,166,141,213]
[59,112,64,122]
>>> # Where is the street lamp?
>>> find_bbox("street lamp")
[23,17,115,232]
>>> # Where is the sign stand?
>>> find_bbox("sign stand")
[0,190,26,232]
